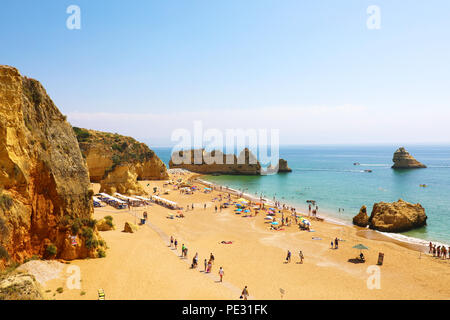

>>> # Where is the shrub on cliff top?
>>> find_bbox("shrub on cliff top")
[73,127,91,142]
[45,244,57,257]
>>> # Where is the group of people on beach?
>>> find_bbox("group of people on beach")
[285,250,304,264]
[429,242,450,259]
[170,236,225,281]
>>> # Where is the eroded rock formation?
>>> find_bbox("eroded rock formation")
[392,147,426,169]
[0,65,104,265]
[367,199,427,232]
[74,128,168,194]
[169,148,291,175]
[352,205,369,227]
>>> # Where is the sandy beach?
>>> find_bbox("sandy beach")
[41,172,450,300]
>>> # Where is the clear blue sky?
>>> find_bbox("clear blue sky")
[1,0,450,146]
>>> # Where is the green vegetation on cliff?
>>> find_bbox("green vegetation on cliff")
[73,127,156,173]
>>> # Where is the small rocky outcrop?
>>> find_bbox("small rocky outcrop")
[368,199,427,232]
[278,159,292,172]
[74,128,168,194]
[0,65,105,266]
[392,147,426,169]
[123,222,138,233]
[353,205,369,227]
[97,218,115,231]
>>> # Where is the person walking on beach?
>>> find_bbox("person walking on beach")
[218,267,224,282]
[331,241,334,249]
[334,238,339,249]
[241,286,249,300]
[207,260,212,273]
[429,242,433,254]
[299,250,304,264]
[174,239,178,250]
[181,244,185,256]
[170,236,174,247]
[210,253,215,264]
[204,259,208,272]
[286,250,291,263]
[215,205,217,213]
[204,203,207,210]
[308,204,311,215]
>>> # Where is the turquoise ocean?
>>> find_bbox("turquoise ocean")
[153,145,450,246]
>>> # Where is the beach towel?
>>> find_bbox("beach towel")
[220,241,233,244]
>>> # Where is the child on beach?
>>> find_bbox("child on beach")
[299,251,304,264]
[218,267,224,282]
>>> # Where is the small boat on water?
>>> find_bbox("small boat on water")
[353,162,360,166]
[364,169,372,173]
[419,184,428,187]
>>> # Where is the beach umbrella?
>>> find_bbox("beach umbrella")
[352,244,369,254]
[243,209,250,213]
[271,221,279,225]
[235,208,242,212]
[352,244,369,250]
[264,216,273,220]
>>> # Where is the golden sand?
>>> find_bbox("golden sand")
[44,173,450,300]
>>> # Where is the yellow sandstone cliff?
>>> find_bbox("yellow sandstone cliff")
[74,128,168,195]
[0,65,105,267]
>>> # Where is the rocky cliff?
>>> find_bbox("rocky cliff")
[353,199,427,232]
[392,147,426,169]
[169,149,292,175]
[169,148,261,175]
[74,128,168,194]
[0,65,104,266]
